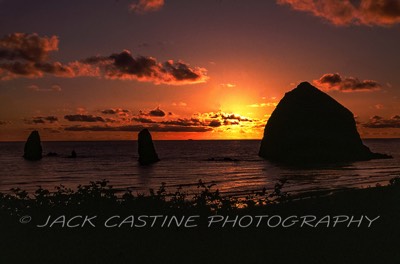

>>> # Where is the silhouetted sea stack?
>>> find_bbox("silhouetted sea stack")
[259,82,391,163]
[138,129,160,165]
[68,150,77,159]
[23,130,43,161]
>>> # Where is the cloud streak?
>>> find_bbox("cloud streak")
[160,118,204,127]
[277,0,400,26]
[101,108,130,115]
[132,117,157,123]
[363,115,400,128]
[25,116,58,124]
[64,114,105,122]
[64,124,212,133]
[313,73,382,92]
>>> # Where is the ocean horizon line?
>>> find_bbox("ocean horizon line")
[2,138,400,143]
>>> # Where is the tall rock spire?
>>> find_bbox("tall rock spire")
[23,130,43,161]
[138,129,160,165]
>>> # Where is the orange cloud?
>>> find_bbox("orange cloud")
[313,73,382,92]
[220,83,236,88]
[130,0,165,14]
[278,0,400,26]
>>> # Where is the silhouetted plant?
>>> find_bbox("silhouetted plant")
[170,186,189,209]
[0,178,295,218]
[270,179,290,202]
[389,176,400,186]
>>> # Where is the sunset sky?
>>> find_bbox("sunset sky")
[1,0,400,141]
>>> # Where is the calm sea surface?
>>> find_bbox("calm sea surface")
[0,139,399,197]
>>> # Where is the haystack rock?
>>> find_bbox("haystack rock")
[23,130,43,161]
[138,129,160,165]
[259,82,391,163]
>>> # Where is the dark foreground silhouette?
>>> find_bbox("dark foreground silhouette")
[23,130,42,161]
[1,179,400,264]
[138,129,160,165]
[259,82,391,163]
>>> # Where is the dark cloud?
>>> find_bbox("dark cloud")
[161,118,204,127]
[130,0,165,14]
[313,73,382,92]
[208,120,222,127]
[201,111,253,123]
[363,115,400,128]
[28,116,58,124]
[278,0,400,26]
[132,117,157,123]
[83,50,208,85]
[0,33,79,80]
[0,33,58,62]
[64,114,105,122]
[64,124,212,132]
[140,107,167,117]
[32,118,45,124]
[64,125,142,132]
[44,116,58,123]
[0,61,88,80]
[155,125,212,132]
[223,120,240,126]
[109,51,157,77]
[163,60,200,81]
[1,62,40,78]
[101,108,130,115]
[221,113,252,122]
[102,109,117,115]
[0,120,10,125]
[0,33,83,80]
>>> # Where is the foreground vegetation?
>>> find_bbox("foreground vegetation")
[0,179,289,217]
[1,178,400,264]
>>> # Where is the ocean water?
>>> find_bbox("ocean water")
[0,139,399,197]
